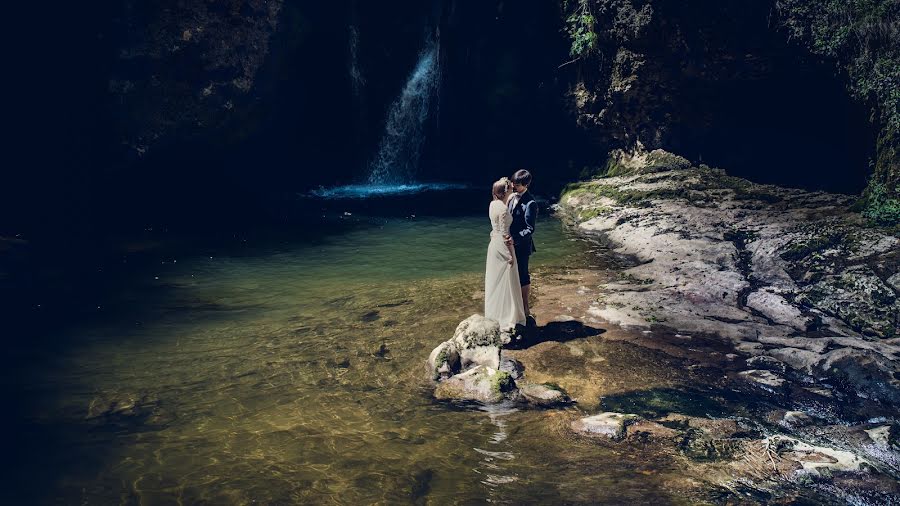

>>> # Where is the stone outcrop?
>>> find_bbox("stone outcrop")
[111,0,284,154]
[429,315,567,406]
[433,365,514,404]
[560,153,900,408]
[428,314,504,381]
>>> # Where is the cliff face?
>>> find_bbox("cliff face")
[559,0,898,220]
[110,0,284,156]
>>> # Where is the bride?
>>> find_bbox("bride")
[485,177,526,330]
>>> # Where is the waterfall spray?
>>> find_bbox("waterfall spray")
[348,24,364,97]
[367,40,441,184]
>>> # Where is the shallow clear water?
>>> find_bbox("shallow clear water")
[8,202,698,504]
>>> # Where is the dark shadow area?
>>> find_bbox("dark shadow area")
[648,0,875,194]
[505,320,605,350]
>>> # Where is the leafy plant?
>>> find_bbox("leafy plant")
[565,0,598,58]
[862,180,900,226]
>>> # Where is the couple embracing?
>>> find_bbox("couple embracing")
[485,169,537,331]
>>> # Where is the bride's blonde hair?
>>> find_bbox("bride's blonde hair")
[492,177,511,200]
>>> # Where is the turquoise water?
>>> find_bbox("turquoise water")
[8,207,697,504]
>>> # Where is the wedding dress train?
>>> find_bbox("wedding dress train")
[484,199,526,329]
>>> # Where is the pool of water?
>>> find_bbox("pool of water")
[6,196,699,504]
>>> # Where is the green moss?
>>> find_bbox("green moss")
[560,182,589,201]
[432,346,451,380]
[490,370,513,394]
[780,231,844,261]
[644,150,692,173]
[578,206,611,221]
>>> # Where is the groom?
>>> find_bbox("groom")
[508,169,537,325]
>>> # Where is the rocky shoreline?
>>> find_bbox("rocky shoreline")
[558,150,899,407]
[428,153,899,502]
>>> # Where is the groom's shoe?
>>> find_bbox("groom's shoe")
[526,314,537,328]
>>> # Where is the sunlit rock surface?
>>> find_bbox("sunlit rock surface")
[560,151,900,406]
[433,365,513,404]
[518,383,570,407]
[571,412,639,440]
[428,314,503,380]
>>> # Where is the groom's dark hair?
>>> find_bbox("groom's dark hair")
[512,169,532,187]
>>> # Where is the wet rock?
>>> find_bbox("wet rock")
[767,436,871,475]
[864,425,898,450]
[745,290,814,331]
[766,347,823,375]
[427,315,503,380]
[736,369,786,392]
[498,354,524,380]
[428,341,460,380]
[86,392,160,422]
[658,414,747,461]
[797,266,899,338]
[745,355,788,374]
[433,366,514,404]
[571,412,639,440]
[519,383,570,407]
[780,410,813,429]
[360,310,380,322]
[821,348,900,406]
[627,420,680,441]
[660,414,745,440]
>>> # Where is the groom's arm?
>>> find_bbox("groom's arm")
[517,201,537,240]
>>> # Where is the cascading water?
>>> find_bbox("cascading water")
[310,38,463,199]
[348,24,364,98]
[367,42,440,185]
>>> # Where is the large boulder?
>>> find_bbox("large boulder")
[433,366,514,403]
[428,315,503,380]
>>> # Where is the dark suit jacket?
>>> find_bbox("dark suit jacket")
[508,191,537,254]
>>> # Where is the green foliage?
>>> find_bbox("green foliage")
[777,0,900,132]
[561,0,654,58]
[862,180,900,226]
[565,0,598,57]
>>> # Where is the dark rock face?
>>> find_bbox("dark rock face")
[559,0,875,194]
[111,0,284,154]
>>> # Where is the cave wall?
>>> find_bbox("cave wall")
[559,0,880,195]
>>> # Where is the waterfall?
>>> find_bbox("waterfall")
[367,42,440,184]
[348,24,364,97]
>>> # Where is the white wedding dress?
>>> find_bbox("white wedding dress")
[485,199,526,330]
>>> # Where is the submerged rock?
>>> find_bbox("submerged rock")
[780,410,814,429]
[571,412,639,440]
[433,366,514,404]
[519,383,571,407]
